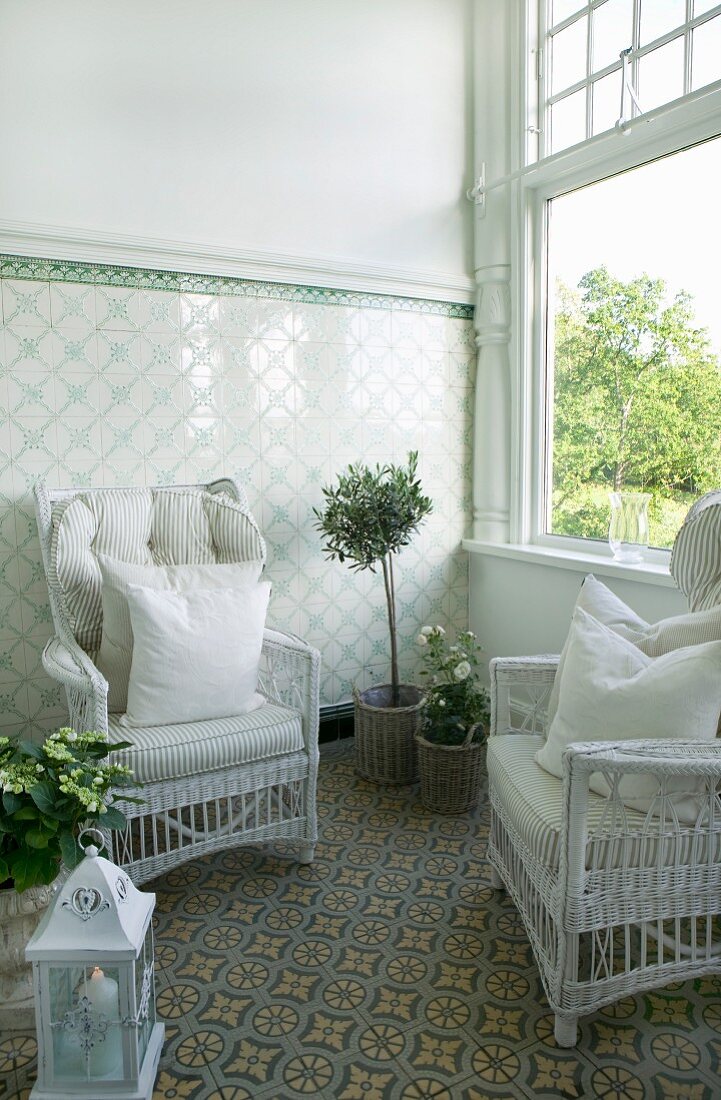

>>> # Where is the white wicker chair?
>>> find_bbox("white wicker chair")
[34,479,320,885]
[487,496,721,1048]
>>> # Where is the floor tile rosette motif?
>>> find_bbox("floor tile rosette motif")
[3,740,721,1098]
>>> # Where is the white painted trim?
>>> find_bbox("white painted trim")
[462,538,678,587]
[527,81,721,200]
[513,23,721,557]
[0,219,475,304]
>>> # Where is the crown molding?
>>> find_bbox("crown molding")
[0,219,475,305]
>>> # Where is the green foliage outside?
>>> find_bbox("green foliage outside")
[551,267,721,548]
[0,727,140,893]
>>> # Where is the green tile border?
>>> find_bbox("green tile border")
[0,253,474,319]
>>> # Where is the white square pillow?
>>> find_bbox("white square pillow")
[536,607,721,822]
[96,555,264,712]
[121,581,271,727]
[546,575,721,729]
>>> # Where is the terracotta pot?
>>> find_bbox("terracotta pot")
[0,883,53,1032]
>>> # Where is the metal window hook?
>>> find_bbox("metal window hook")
[616,47,644,134]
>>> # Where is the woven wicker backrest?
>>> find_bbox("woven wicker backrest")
[670,490,721,611]
[42,482,265,654]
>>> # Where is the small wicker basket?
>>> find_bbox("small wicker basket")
[416,724,486,814]
[354,684,424,785]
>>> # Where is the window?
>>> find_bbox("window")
[517,1,721,557]
[545,137,721,549]
[544,1,721,156]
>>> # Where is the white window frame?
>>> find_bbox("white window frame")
[511,1,721,566]
[542,0,721,158]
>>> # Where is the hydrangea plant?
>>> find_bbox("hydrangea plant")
[417,626,490,746]
[0,728,139,893]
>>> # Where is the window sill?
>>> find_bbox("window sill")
[461,539,677,588]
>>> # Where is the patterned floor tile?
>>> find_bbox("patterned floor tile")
[5,739,721,1100]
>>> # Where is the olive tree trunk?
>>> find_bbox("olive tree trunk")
[381,553,399,706]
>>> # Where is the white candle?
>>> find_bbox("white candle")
[84,967,121,1077]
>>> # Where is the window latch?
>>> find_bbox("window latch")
[616,47,644,133]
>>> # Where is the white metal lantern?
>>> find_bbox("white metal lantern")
[25,829,164,1099]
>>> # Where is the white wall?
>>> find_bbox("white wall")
[469,556,687,669]
[0,0,473,279]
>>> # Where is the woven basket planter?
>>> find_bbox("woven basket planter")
[354,684,425,785]
[416,726,486,814]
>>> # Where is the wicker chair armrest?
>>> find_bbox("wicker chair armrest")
[489,655,559,738]
[564,738,721,778]
[42,636,107,697]
[260,629,321,754]
[42,636,109,734]
[557,738,721,900]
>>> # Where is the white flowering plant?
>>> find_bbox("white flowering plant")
[0,728,140,893]
[417,626,490,746]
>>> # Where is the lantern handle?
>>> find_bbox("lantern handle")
[78,827,106,856]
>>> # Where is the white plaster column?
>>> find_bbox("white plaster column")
[471,0,516,543]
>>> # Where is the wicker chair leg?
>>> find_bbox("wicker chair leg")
[554,1014,578,1048]
[298,845,315,864]
[489,864,505,890]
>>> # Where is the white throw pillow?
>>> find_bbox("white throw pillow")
[536,608,721,822]
[96,555,263,712]
[546,575,721,729]
[121,581,271,727]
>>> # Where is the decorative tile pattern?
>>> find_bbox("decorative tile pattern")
[5,742,721,1099]
[0,261,474,734]
[0,255,474,318]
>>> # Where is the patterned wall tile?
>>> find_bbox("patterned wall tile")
[0,256,474,732]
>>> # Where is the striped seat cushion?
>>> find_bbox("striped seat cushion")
[108,700,303,783]
[50,487,264,654]
[486,734,717,871]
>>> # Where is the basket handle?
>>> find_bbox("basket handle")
[463,722,481,747]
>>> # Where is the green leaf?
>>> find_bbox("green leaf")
[2,790,23,814]
[24,828,50,849]
[9,848,57,893]
[18,740,44,760]
[29,781,59,814]
[12,806,40,821]
[104,740,134,753]
[99,806,127,831]
[0,856,9,885]
[59,832,83,869]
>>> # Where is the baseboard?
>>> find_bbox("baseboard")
[319,702,355,745]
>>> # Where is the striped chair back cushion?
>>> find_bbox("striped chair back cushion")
[671,490,721,612]
[49,487,265,653]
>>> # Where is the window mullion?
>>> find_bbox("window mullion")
[586,1,594,139]
[684,0,693,96]
[541,0,552,160]
[631,0,641,120]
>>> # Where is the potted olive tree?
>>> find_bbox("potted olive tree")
[314,451,432,783]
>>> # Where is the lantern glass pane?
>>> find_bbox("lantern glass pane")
[135,925,157,1064]
[50,964,124,1081]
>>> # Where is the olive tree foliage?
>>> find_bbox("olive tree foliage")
[313,452,433,705]
[551,267,721,539]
